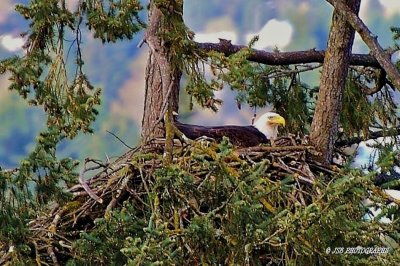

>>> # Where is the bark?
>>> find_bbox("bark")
[196,41,381,67]
[141,2,181,146]
[309,0,361,165]
[326,0,400,89]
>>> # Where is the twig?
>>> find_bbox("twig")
[47,246,60,266]
[237,145,314,154]
[272,159,314,185]
[79,159,104,204]
[106,130,133,149]
[137,38,145,48]
[263,63,323,79]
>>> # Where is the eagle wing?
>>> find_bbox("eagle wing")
[175,122,267,147]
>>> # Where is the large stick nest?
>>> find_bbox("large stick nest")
[5,137,337,265]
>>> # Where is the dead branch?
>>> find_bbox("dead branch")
[106,130,133,149]
[79,159,105,204]
[196,41,381,67]
[236,145,314,154]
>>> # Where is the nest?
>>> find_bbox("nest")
[3,137,337,265]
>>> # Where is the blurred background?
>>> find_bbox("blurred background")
[0,0,399,168]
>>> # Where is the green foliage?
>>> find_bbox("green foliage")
[0,0,144,250]
[339,68,400,142]
[340,71,375,137]
[390,26,400,71]
[202,44,312,135]
[391,26,400,41]
[85,0,144,43]
[70,202,148,265]
[121,224,182,265]
[183,25,400,142]
[0,126,78,251]
[272,75,311,135]
[153,0,193,70]
[153,0,224,112]
[0,194,31,245]
[60,141,400,265]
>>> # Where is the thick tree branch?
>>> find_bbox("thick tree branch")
[196,41,381,67]
[326,0,400,89]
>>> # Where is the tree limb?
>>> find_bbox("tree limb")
[335,127,400,147]
[196,41,381,67]
[326,0,400,89]
[79,159,104,204]
[349,67,388,95]
[236,145,315,154]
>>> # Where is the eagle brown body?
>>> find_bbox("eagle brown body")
[174,122,268,147]
[174,112,286,148]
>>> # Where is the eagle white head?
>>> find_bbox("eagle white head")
[253,112,286,139]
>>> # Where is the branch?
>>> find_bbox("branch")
[79,159,104,204]
[335,127,400,147]
[236,145,314,154]
[196,41,381,67]
[326,0,400,89]
[106,130,133,149]
[264,64,323,79]
[349,67,387,95]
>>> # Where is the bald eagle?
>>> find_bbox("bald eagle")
[174,112,285,147]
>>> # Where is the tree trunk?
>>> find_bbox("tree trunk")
[310,0,361,165]
[326,0,400,89]
[141,1,181,145]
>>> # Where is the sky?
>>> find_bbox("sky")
[190,0,400,52]
[378,0,400,16]
[2,1,399,53]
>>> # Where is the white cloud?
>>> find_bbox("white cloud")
[0,34,25,52]
[379,0,400,16]
[361,0,400,19]
[194,31,238,44]
[245,19,293,50]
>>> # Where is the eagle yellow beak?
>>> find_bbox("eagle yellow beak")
[269,115,286,127]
